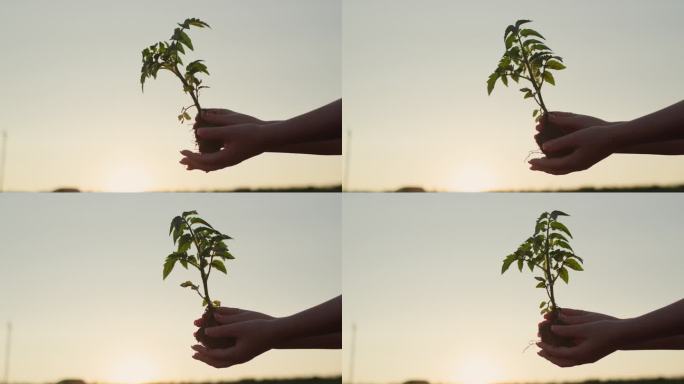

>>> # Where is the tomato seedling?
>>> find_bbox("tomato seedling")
[164,210,236,348]
[141,18,222,153]
[501,210,584,346]
[487,20,568,156]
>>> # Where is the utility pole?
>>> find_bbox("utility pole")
[0,131,7,192]
[3,322,10,384]
[348,322,356,384]
[343,129,352,191]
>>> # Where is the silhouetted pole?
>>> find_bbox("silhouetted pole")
[343,129,352,191]
[348,322,356,384]
[3,322,10,384]
[0,131,7,192]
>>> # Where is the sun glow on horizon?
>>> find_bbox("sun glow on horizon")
[452,355,503,384]
[101,164,154,192]
[108,356,160,384]
[448,165,499,192]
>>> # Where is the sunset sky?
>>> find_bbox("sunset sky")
[0,194,340,382]
[343,193,684,383]
[343,0,684,191]
[0,0,341,191]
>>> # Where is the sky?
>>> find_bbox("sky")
[343,0,684,191]
[0,193,341,383]
[0,0,341,192]
[343,193,684,383]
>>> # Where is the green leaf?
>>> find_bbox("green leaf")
[180,281,194,288]
[520,28,545,40]
[211,259,227,274]
[182,210,198,218]
[169,216,182,235]
[178,233,193,253]
[504,25,516,39]
[539,301,546,308]
[487,73,499,95]
[163,255,178,279]
[558,267,569,283]
[190,217,214,228]
[536,281,545,288]
[542,71,556,85]
[505,33,517,50]
[186,18,211,29]
[515,19,532,28]
[183,111,192,121]
[546,60,566,70]
[550,221,573,238]
[501,255,515,274]
[550,210,569,219]
[564,258,583,271]
[517,258,524,272]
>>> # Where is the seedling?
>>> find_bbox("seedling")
[501,210,584,346]
[164,210,236,348]
[141,18,223,153]
[487,20,568,156]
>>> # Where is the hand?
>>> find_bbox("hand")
[528,124,618,175]
[535,111,610,139]
[193,307,274,331]
[193,108,270,126]
[537,318,625,367]
[192,317,283,368]
[537,308,617,337]
[180,110,272,172]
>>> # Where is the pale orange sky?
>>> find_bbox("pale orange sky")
[0,0,341,191]
[343,0,684,191]
[0,193,341,382]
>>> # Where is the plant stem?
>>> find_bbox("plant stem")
[516,31,548,115]
[171,66,202,114]
[543,218,558,311]
[183,217,213,309]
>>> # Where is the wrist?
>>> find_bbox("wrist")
[614,317,641,350]
[270,315,295,345]
[257,121,287,151]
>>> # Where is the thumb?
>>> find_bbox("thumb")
[205,322,240,338]
[550,323,584,337]
[196,126,230,141]
[542,134,575,153]
[198,109,233,125]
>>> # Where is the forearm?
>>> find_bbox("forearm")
[610,100,684,149]
[618,139,684,155]
[269,139,342,155]
[621,334,684,350]
[273,296,342,341]
[617,299,684,348]
[262,100,342,149]
[274,332,341,349]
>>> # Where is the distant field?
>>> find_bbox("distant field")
[355,184,684,192]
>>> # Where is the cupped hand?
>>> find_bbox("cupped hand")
[537,308,617,337]
[536,111,610,135]
[192,318,282,368]
[180,123,269,172]
[194,108,269,127]
[537,318,625,367]
[528,124,617,175]
[194,307,274,329]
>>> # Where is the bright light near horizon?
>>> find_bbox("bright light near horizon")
[449,165,498,192]
[101,164,154,192]
[453,355,503,384]
[108,356,160,384]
